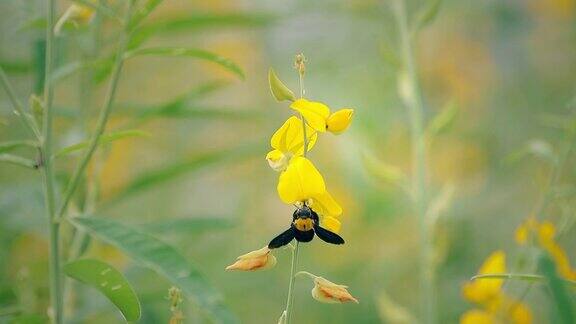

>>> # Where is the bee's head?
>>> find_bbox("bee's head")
[294,205,313,219]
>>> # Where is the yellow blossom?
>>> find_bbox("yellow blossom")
[266,116,317,172]
[290,99,354,134]
[311,276,359,304]
[225,246,276,271]
[462,250,506,305]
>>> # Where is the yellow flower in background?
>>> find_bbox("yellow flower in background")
[461,251,532,324]
[225,246,277,271]
[462,250,506,305]
[311,276,358,304]
[55,4,95,34]
[266,116,317,172]
[515,218,576,280]
[290,99,354,134]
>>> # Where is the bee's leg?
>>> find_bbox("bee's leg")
[313,225,345,245]
[294,228,314,243]
[268,227,295,249]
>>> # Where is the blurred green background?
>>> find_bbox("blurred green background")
[1,0,575,323]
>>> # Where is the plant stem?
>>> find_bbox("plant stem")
[392,1,434,323]
[42,1,62,323]
[285,242,300,324]
[0,67,41,139]
[57,0,137,220]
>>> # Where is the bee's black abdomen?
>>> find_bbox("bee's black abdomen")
[268,227,295,249]
[314,225,345,245]
[294,228,314,242]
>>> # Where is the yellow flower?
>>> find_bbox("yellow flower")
[225,246,277,271]
[266,116,317,172]
[515,218,576,280]
[461,251,533,324]
[276,156,343,225]
[311,276,359,304]
[55,4,95,34]
[290,99,354,134]
[326,108,354,134]
[462,250,506,305]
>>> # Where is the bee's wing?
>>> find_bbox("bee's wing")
[314,225,345,245]
[268,227,295,249]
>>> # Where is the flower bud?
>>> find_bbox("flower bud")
[225,246,277,271]
[266,149,290,172]
[326,109,354,134]
[311,276,358,304]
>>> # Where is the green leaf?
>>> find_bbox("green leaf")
[128,13,272,50]
[64,259,141,322]
[0,140,37,154]
[139,217,235,234]
[70,217,237,324]
[268,68,295,102]
[426,99,458,137]
[415,0,443,31]
[0,154,37,169]
[471,273,576,287]
[124,47,244,79]
[129,0,165,29]
[105,142,260,205]
[54,129,149,158]
[538,255,576,324]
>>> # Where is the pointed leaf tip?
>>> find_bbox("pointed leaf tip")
[268,68,295,102]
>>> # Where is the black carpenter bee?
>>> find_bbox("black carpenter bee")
[268,205,345,249]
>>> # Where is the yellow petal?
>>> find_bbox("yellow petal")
[510,301,532,324]
[270,116,317,155]
[321,216,341,234]
[277,157,325,204]
[327,108,354,134]
[310,190,343,217]
[460,309,495,324]
[290,99,330,132]
[462,250,506,304]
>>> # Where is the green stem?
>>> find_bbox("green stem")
[0,67,41,139]
[0,154,37,169]
[57,0,137,220]
[42,1,62,323]
[285,242,300,324]
[392,1,433,323]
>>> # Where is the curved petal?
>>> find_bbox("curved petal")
[290,99,330,132]
[321,216,341,234]
[311,190,343,217]
[270,116,317,155]
[277,157,325,204]
[327,108,354,134]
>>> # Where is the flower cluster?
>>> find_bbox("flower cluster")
[226,55,357,308]
[461,251,532,324]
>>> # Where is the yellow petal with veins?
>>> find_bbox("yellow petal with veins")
[311,190,342,217]
[277,157,325,204]
[270,116,317,155]
[290,99,330,132]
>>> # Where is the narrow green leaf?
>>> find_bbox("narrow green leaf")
[54,130,149,158]
[64,259,141,322]
[538,255,576,324]
[128,13,273,50]
[0,154,37,169]
[426,99,458,137]
[139,217,235,234]
[124,47,245,79]
[0,140,37,154]
[471,273,576,287]
[415,0,443,31]
[268,68,295,102]
[105,142,260,205]
[129,0,165,29]
[70,217,237,324]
